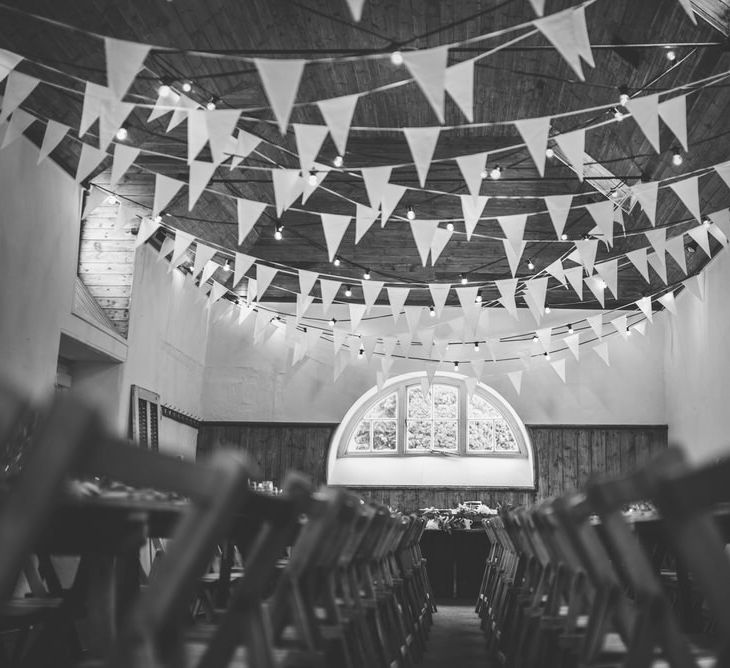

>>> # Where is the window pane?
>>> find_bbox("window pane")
[433,420,458,450]
[365,391,397,419]
[433,385,458,418]
[468,420,494,451]
[494,418,519,452]
[372,420,397,451]
[407,386,431,419]
[468,393,501,419]
[406,420,432,450]
[350,421,371,451]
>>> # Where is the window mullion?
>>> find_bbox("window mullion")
[459,383,467,455]
[398,385,405,454]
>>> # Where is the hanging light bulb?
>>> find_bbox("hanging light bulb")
[544,351,550,360]
[333,257,341,267]
[182,81,193,93]
[363,268,371,280]
[561,233,568,241]
[460,274,468,285]
[613,108,625,121]
[489,165,502,180]
[453,361,459,371]
[158,82,172,97]
[407,205,416,220]
[274,224,284,240]
[358,346,365,358]
[666,48,677,62]
[391,50,404,66]
[206,97,218,111]
[545,306,551,314]
[597,278,607,289]
[527,258,535,271]
[532,334,539,343]
[329,317,336,327]
[703,217,711,226]
[475,293,482,304]
[545,147,555,159]
[567,323,574,334]
[672,148,683,166]
[308,170,318,186]
[223,260,232,272]
[618,86,629,106]
[333,155,343,167]
[446,222,454,232]
[480,168,488,179]
[474,342,480,352]
[626,326,632,337]
[429,305,436,317]
[115,126,129,141]
[344,285,352,297]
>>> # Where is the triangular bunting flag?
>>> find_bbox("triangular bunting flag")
[170,231,196,268]
[585,201,615,246]
[564,333,580,360]
[254,58,306,134]
[104,38,149,99]
[515,116,551,177]
[192,244,217,279]
[658,95,688,151]
[147,91,175,123]
[455,151,487,201]
[684,274,705,302]
[409,219,440,266]
[186,110,208,163]
[525,277,549,319]
[676,0,697,24]
[317,94,358,156]
[135,217,160,249]
[495,279,519,318]
[460,195,488,240]
[403,46,449,123]
[445,58,475,122]
[564,265,584,299]
[595,259,618,299]
[78,82,110,136]
[75,143,107,183]
[387,287,409,325]
[584,275,605,307]
[430,227,453,263]
[0,71,39,122]
[362,280,384,311]
[298,269,318,296]
[37,119,69,164]
[648,252,668,285]
[0,49,22,80]
[188,160,217,210]
[349,304,367,332]
[157,235,174,261]
[658,291,677,315]
[256,264,278,300]
[669,175,701,222]
[625,94,660,152]
[502,239,527,277]
[98,99,133,150]
[403,126,440,187]
[166,94,198,133]
[715,162,730,190]
[497,213,528,246]
[237,198,267,245]
[209,281,228,305]
[666,235,687,274]
[320,213,351,261]
[687,225,711,257]
[0,108,34,149]
[319,279,342,314]
[380,183,406,226]
[200,261,219,287]
[632,181,658,225]
[293,123,329,173]
[355,204,379,243]
[586,314,603,340]
[152,173,184,217]
[545,259,566,286]
[361,166,392,209]
[626,248,650,282]
[550,358,566,383]
[205,109,241,164]
[297,294,315,323]
[636,296,654,322]
[272,168,302,217]
[535,327,552,353]
[234,253,255,288]
[534,7,587,80]
[81,186,108,220]
[555,128,585,181]
[544,194,572,238]
[611,314,628,339]
[507,370,523,394]
[110,143,139,188]
[574,239,599,275]
[593,341,610,367]
[230,129,261,168]
[572,7,595,68]
[429,283,451,317]
[404,306,424,335]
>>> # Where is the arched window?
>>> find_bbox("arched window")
[327,372,535,488]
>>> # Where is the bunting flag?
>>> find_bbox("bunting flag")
[320,213,351,261]
[455,151,487,201]
[272,168,302,217]
[201,260,219,286]
[403,127,440,187]
[593,341,610,367]
[708,221,729,247]
[81,186,108,220]
[645,227,667,258]
[611,315,629,340]
[254,58,306,134]
[256,265,278,300]
[97,99,134,149]
[192,244,217,279]
[585,201,615,246]
[669,176,701,221]
[380,183,406,226]
[348,303,366,333]
[170,231,196,269]
[632,181,658,225]
[296,293,315,323]
[355,204,379,243]
[507,370,523,394]
[572,6,595,68]
[676,0,697,24]
[586,314,603,340]
[564,266,584,299]
[409,219,440,266]
[317,94,359,156]
[104,38,149,99]
[445,59,475,122]
[404,306,424,335]
[403,46,449,123]
[687,225,711,256]
[209,281,229,305]
[362,280,384,311]
[497,213,528,246]
[525,277,548,320]
[230,129,261,169]
[564,333,580,360]
[595,259,618,299]
[658,291,677,315]
[361,166,392,209]
[716,161,730,190]
[319,279,341,314]
[492,279,517,319]
[515,117,551,177]
[232,253,253,288]
[544,194,572,239]
[626,248,650,281]
[147,90,175,123]
[152,173,184,217]
[636,296,653,322]
[666,235,688,274]
[0,48,22,80]
[37,119,69,164]
[298,269,318,296]
[648,251,668,285]
[555,128,585,181]
[545,258,566,286]
[585,276,606,307]
[293,123,329,174]
[206,110,242,164]
[237,198,267,245]
[503,239,527,277]
[386,287,409,325]
[0,71,39,122]
[0,108,34,149]
[186,110,208,163]
[658,95,688,151]
[684,274,705,302]
[75,143,107,183]
[430,227,453,263]
[135,217,160,249]
[157,235,175,261]
[535,327,552,353]
[528,0,546,16]
[550,358,567,383]
[110,143,139,188]
[78,82,110,136]
[460,195,488,240]
[625,94,660,152]
[167,94,198,133]
[188,160,217,210]
[534,7,589,80]
[573,239,598,275]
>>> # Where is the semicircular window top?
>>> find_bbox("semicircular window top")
[328,372,535,489]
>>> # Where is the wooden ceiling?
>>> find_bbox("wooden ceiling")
[2,0,730,309]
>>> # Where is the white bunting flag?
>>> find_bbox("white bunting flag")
[298,270,318,297]
[445,59,475,122]
[409,219,440,266]
[147,91,175,123]
[403,46,449,123]
[319,279,341,314]
[455,151,487,201]
[503,239,527,277]
[37,120,69,164]
[715,161,730,190]
[0,48,22,80]
[708,209,730,239]
[355,204,379,243]
[201,261,219,287]
[574,239,599,275]
[687,225,711,257]
[167,94,198,133]
[317,94,358,156]
[403,127,440,187]
[611,314,629,339]
[404,306,424,336]
[186,110,208,163]
[586,314,603,340]
[632,181,658,225]
[625,94,660,152]
[206,110,242,164]
[157,235,174,261]
[254,58,306,134]
[97,99,134,149]
[626,248,650,282]
[252,309,271,342]
[550,358,567,383]
[380,183,406,226]
[534,7,588,80]
[78,82,110,136]
[460,195,488,240]
[109,143,139,188]
[80,186,108,220]
[636,296,654,322]
[135,217,160,249]
[386,287,409,325]
[708,221,729,247]
[684,274,705,302]
[0,108,33,150]
[296,294,315,324]
[585,201,615,246]
[676,0,697,23]
[564,266,584,299]
[152,174,184,217]
[515,116,551,176]
[572,7,595,68]
[535,327,552,353]
[658,291,677,315]
[256,265,278,300]
[658,95,688,151]
[362,280,384,311]
[293,123,329,173]
[272,168,303,217]
[0,71,38,123]
[545,258,566,286]
[669,175,701,222]
[555,128,585,181]
[361,166,392,209]
[234,253,254,288]
[320,213,351,261]
[170,231,195,269]
[104,38,149,99]
[544,194,572,239]
[648,252,668,285]
[209,281,229,306]
[430,227,453,263]
[645,227,667,259]
[595,259,618,299]
[497,213,528,246]
[564,333,580,360]
[593,341,610,367]
[507,370,523,394]
[528,0,546,15]
[237,198,267,245]
[666,235,687,274]
[525,278,548,319]
[230,129,261,169]
[75,143,107,183]
[349,304,367,333]
[188,160,217,210]
[192,244,217,279]
[584,276,606,307]
[428,284,450,317]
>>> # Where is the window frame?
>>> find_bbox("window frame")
[337,375,527,459]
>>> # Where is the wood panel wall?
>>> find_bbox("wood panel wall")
[197,423,667,511]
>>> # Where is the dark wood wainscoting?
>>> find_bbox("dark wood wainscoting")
[197,422,667,511]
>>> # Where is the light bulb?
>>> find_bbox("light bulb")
[474,342,480,352]
[453,361,459,371]
[274,225,283,240]
[626,327,632,337]
[460,274,468,285]
[182,81,193,93]
[329,317,336,327]
[610,189,619,198]
[446,222,454,232]
[206,98,217,111]
[619,92,629,106]
[672,149,683,166]
[115,126,128,141]
[545,306,551,314]
[613,108,625,121]
[703,217,711,226]
[527,258,535,271]
[561,233,568,241]
[598,278,607,289]
[407,206,416,220]
[158,83,171,97]
[333,257,341,267]
[480,169,488,179]
[489,166,502,180]
[666,48,677,62]
[223,260,232,272]
[567,324,574,334]
[391,50,404,66]
[333,155,343,167]
[475,294,482,303]
[429,305,436,317]
[544,352,550,360]
[308,171,318,186]
[358,347,364,358]
[532,335,538,343]
[345,285,352,297]
[545,147,555,159]
[154,215,162,223]
[363,269,371,280]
